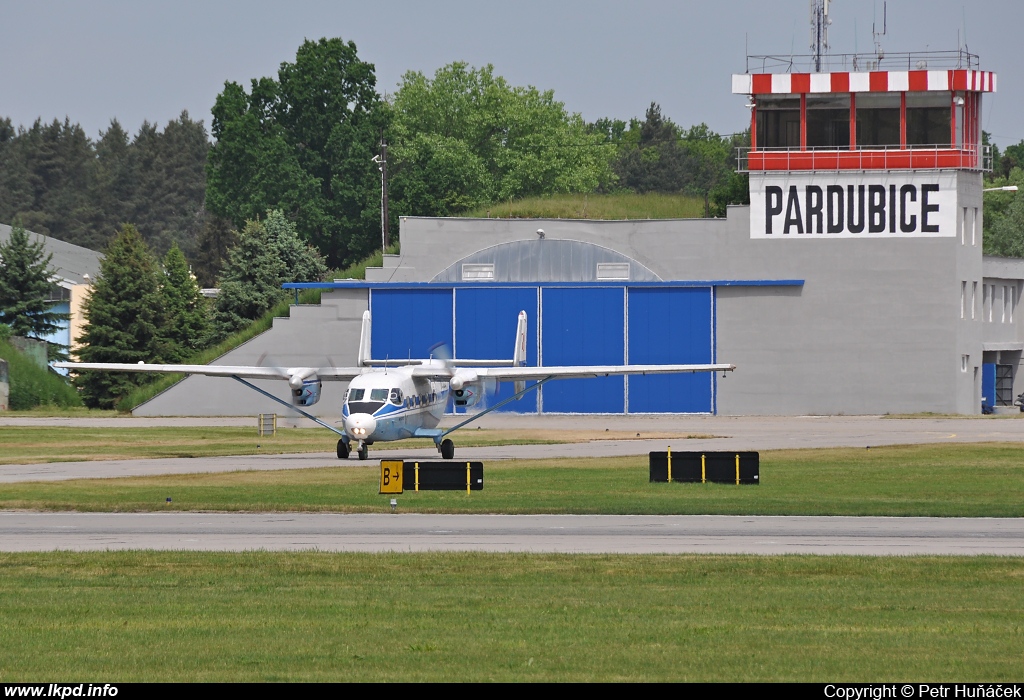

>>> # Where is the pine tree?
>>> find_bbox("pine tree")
[73,224,165,408]
[193,214,238,288]
[210,218,287,340]
[159,243,209,362]
[263,209,327,283]
[209,211,327,342]
[0,220,68,349]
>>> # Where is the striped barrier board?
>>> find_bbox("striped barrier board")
[380,460,484,494]
[649,450,759,485]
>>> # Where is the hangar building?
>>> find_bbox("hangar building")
[136,50,1024,418]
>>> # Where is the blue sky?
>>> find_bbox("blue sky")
[2,0,1021,146]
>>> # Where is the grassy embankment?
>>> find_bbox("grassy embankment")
[457,192,707,220]
[4,442,1024,517]
[0,552,1021,682]
[0,338,82,409]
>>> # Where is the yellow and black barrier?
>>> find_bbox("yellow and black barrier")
[380,460,484,494]
[649,449,759,485]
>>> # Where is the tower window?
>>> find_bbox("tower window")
[855,93,900,147]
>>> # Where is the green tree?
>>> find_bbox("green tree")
[210,211,327,341]
[612,103,692,194]
[206,38,386,267]
[73,224,165,408]
[262,210,327,284]
[129,112,211,259]
[0,220,68,351]
[389,62,614,220]
[159,244,209,362]
[998,140,1024,179]
[193,214,238,288]
[0,118,100,249]
[210,218,286,340]
[983,168,1024,257]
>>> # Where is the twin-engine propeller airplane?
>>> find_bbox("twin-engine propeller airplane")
[57,311,734,460]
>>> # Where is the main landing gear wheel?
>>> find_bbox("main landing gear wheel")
[337,439,350,459]
[440,438,455,460]
[358,444,369,460]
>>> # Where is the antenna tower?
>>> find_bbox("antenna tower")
[872,1,887,64]
[810,0,832,72]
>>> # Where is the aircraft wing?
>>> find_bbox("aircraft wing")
[54,362,364,381]
[471,363,735,381]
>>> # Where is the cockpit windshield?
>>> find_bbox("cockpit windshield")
[347,386,386,415]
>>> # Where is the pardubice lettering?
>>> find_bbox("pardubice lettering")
[765,183,940,235]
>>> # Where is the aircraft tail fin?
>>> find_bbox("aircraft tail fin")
[357,310,372,366]
[513,310,527,396]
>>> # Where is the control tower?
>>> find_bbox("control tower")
[732,47,999,413]
[734,51,994,235]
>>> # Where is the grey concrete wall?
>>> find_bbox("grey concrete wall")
[134,289,368,417]
[954,173,986,413]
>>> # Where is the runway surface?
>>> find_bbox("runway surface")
[4,512,1024,555]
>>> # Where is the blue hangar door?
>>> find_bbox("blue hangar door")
[371,285,715,414]
[370,289,453,361]
[541,287,626,413]
[454,287,539,413]
[627,287,713,413]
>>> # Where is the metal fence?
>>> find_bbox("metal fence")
[736,144,991,172]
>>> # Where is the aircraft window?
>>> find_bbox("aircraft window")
[370,388,389,402]
[390,388,402,405]
[415,396,420,406]
[348,388,364,402]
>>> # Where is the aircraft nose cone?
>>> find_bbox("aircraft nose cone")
[345,413,376,440]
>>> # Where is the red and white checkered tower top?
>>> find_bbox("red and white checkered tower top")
[733,51,995,172]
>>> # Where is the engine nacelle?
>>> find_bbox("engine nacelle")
[292,379,322,407]
[452,381,481,408]
[452,378,496,408]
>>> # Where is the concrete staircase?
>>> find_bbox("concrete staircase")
[365,254,418,282]
[133,289,369,417]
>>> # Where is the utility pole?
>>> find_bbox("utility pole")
[379,137,390,250]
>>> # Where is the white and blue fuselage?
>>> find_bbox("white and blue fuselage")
[341,362,449,446]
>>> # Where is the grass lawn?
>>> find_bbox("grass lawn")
[0,552,1020,682]
[4,443,1024,517]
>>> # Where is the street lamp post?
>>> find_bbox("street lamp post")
[372,139,390,252]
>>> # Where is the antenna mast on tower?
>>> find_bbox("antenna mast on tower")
[872,1,887,65]
[810,0,832,72]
